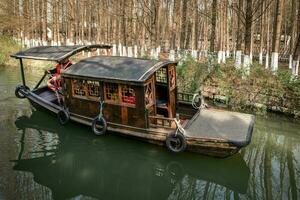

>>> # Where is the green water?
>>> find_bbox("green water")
[0,66,299,200]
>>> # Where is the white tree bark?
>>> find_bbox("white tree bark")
[118,44,122,56]
[259,52,263,65]
[169,50,175,61]
[226,50,230,58]
[222,51,226,63]
[243,54,251,74]
[122,46,127,57]
[112,44,117,56]
[292,60,299,77]
[271,52,279,71]
[289,54,293,69]
[134,45,138,57]
[217,51,223,63]
[235,50,242,68]
[192,50,198,60]
[156,46,160,59]
[127,46,133,57]
[265,53,269,69]
[151,48,159,59]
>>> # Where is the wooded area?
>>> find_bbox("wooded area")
[0,0,299,76]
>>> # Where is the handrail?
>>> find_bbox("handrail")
[177,92,195,103]
[148,115,176,129]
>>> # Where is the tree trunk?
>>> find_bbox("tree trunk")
[203,0,208,55]
[193,0,199,50]
[259,1,265,65]
[265,9,270,69]
[180,0,188,49]
[292,0,300,77]
[210,0,217,52]
[271,0,285,71]
[243,0,252,69]
[218,1,224,63]
[289,0,297,69]
[235,0,244,68]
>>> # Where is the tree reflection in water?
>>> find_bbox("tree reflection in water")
[11,111,300,200]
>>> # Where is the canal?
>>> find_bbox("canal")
[0,65,299,200]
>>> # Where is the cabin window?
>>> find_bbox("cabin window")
[87,81,101,98]
[168,66,176,90]
[72,79,86,97]
[121,85,136,105]
[72,79,101,101]
[145,78,154,107]
[156,67,167,83]
[104,83,119,102]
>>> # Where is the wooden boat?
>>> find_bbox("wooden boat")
[11,45,254,158]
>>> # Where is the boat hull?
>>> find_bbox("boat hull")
[23,88,242,158]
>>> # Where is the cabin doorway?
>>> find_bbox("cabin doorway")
[154,65,176,118]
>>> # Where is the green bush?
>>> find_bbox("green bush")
[177,54,219,93]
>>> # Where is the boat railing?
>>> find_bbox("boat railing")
[148,115,176,129]
[177,92,194,103]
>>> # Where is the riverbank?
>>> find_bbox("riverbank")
[177,56,300,118]
[2,35,299,118]
[0,35,22,67]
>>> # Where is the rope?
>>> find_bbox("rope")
[98,97,104,119]
[174,118,186,136]
[55,90,61,106]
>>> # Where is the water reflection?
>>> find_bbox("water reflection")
[13,110,250,200]
[242,115,300,200]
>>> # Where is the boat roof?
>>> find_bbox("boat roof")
[11,44,112,62]
[62,56,176,83]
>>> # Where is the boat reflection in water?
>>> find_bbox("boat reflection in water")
[13,110,250,200]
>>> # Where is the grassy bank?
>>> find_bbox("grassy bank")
[0,35,54,72]
[177,55,300,118]
[0,35,22,67]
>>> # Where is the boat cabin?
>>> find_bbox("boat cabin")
[62,56,177,128]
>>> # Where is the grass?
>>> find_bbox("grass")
[0,35,22,67]
[0,35,54,71]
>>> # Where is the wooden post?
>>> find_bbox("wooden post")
[19,59,26,86]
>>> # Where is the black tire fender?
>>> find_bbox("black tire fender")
[57,109,70,125]
[92,116,107,136]
[166,132,187,153]
[192,93,202,109]
[15,85,29,99]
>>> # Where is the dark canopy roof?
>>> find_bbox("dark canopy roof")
[11,44,112,62]
[62,56,175,82]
